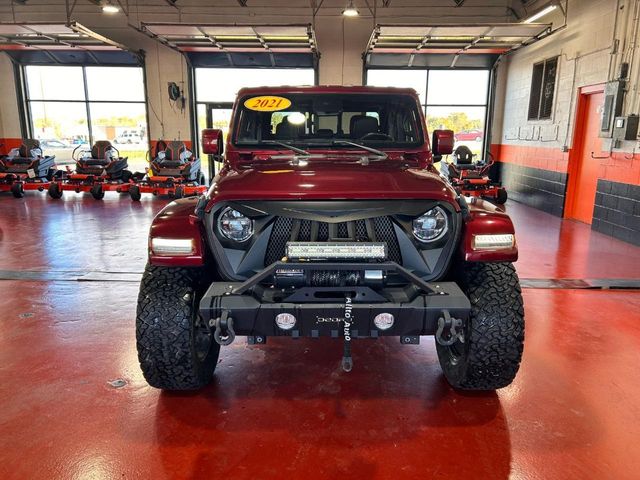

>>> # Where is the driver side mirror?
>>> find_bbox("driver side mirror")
[431,129,454,162]
[202,128,224,156]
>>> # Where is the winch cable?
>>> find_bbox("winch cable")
[341,293,354,372]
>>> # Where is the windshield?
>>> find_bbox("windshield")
[233,93,423,149]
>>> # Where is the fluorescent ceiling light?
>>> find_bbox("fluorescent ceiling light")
[342,0,359,17]
[523,4,557,23]
[102,2,120,13]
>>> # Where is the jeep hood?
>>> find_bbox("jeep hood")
[209,162,458,206]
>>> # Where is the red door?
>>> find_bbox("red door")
[565,90,604,224]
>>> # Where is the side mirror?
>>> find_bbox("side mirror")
[202,128,223,156]
[431,129,454,162]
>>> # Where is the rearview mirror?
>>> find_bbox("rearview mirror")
[431,129,454,162]
[202,128,224,156]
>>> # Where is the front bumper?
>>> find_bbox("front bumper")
[199,261,470,339]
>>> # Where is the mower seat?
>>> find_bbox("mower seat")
[158,141,189,168]
[82,141,115,166]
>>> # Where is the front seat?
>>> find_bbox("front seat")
[275,117,304,139]
[350,115,379,139]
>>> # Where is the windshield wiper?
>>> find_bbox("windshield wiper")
[261,140,310,156]
[332,140,388,160]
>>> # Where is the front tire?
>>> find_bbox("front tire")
[129,184,141,201]
[436,262,524,390]
[90,184,104,200]
[136,264,220,390]
[48,182,63,199]
[495,188,508,205]
[11,182,24,198]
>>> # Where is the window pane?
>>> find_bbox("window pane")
[195,68,315,102]
[426,106,486,156]
[29,101,89,163]
[89,103,148,171]
[427,70,489,105]
[86,67,145,101]
[366,69,427,104]
[26,66,85,101]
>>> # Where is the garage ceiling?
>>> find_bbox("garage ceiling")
[142,22,318,68]
[141,23,317,54]
[365,23,552,68]
[0,22,142,65]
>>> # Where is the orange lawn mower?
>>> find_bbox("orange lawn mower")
[128,140,207,201]
[0,139,58,198]
[48,141,133,200]
[441,145,508,205]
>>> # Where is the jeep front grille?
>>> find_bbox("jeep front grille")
[265,216,402,265]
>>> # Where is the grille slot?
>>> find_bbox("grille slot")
[265,216,402,265]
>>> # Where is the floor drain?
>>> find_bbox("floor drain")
[107,378,127,388]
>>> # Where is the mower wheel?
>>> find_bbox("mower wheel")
[136,264,220,390]
[11,182,24,198]
[436,262,524,390]
[121,170,133,183]
[129,184,141,201]
[48,182,63,199]
[496,188,508,204]
[90,184,105,200]
[174,185,184,199]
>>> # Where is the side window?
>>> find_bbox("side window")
[528,56,558,120]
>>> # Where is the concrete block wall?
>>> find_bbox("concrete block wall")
[492,0,640,245]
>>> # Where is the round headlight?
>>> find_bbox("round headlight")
[412,207,448,242]
[218,207,253,242]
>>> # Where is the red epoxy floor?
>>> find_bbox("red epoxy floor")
[1,193,640,480]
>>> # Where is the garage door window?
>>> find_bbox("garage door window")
[24,65,148,166]
[367,69,489,157]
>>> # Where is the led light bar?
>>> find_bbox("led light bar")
[150,237,195,256]
[472,234,515,250]
[286,242,387,261]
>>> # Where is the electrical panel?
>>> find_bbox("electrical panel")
[612,115,639,141]
[600,80,625,138]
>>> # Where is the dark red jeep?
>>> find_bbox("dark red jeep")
[136,86,524,391]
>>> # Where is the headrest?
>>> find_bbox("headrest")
[19,139,41,158]
[350,115,379,139]
[92,140,113,159]
[275,117,304,139]
[453,145,474,165]
[164,141,187,161]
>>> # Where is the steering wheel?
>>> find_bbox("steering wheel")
[360,132,393,141]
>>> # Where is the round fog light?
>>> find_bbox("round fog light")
[275,313,296,330]
[373,313,394,330]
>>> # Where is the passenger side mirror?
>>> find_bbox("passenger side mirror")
[202,129,224,156]
[431,129,454,162]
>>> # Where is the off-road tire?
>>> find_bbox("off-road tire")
[129,184,141,201]
[437,262,524,390]
[495,188,508,205]
[11,182,24,198]
[48,182,63,199]
[136,264,220,390]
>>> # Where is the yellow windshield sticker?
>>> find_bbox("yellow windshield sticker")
[244,96,291,112]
